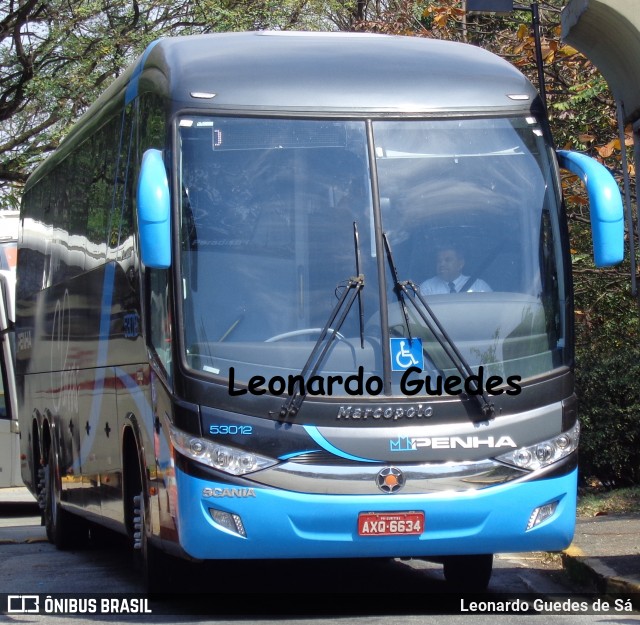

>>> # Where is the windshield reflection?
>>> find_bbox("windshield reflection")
[177,116,567,399]
[373,117,566,388]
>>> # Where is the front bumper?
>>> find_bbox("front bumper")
[175,465,576,560]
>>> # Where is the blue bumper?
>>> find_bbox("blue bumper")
[175,467,576,560]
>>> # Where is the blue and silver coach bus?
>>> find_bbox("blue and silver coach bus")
[15,32,623,591]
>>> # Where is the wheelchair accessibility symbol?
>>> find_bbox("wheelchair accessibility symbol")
[390,337,424,372]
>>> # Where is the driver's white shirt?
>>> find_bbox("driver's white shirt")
[419,274,492,295]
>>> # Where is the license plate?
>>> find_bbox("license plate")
[358,511,424,536]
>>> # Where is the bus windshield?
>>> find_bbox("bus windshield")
[178,116,567,397]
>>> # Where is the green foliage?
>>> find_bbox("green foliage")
[577,485,640,517]
[575,345,640,486]
[553,78,609,113]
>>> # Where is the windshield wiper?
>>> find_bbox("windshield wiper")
[279,222,365,420]
[353,222,365,349]
[383,233,413,343]
[382,234,495,419]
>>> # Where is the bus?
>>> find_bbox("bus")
[0,210,19,488]
[15,31,623,592]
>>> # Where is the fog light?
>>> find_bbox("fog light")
[526,500,559,531]
[209,508,247,537]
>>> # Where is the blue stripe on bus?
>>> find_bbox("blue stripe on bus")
[174,466,577,560]
[303,425,377,462]
[114,366,154,426]
[125,40,161,105]
[278,449,324,461]
[72,263,116,473]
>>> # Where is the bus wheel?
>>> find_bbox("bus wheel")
[442,554,493,592]
[132,490,176,593]
[43,440,88,549]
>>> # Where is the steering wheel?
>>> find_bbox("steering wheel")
[265,328,346,342]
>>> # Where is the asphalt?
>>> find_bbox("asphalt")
[562,513,640,604]
[1,487,639,603]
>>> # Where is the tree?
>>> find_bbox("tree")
[0,0,335,207]
[1,1,175,205]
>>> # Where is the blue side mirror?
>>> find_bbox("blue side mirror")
[556,150,624,267]
[137,149,171,268]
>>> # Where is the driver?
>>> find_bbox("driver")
[420,244,491,294]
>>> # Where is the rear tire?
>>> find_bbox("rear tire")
[442,554,493,592]
[43,440,89,549]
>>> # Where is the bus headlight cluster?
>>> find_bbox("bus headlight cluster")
[497,421,580,471]
[169,424,277,476]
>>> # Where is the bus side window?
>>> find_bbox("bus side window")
[149,268,172,382]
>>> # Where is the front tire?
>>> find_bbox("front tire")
[134,491,173,593]
[125,444,175,593]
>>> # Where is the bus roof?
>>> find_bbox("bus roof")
[25,32,541,192]
[140,31,539,114]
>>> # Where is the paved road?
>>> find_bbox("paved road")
[0,496,568,595]
[0,491,637,624]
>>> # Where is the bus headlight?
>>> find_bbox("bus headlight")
[497,421,580,471]
[169,424,278,476]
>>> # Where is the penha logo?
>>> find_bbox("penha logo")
[390,435,517,451]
